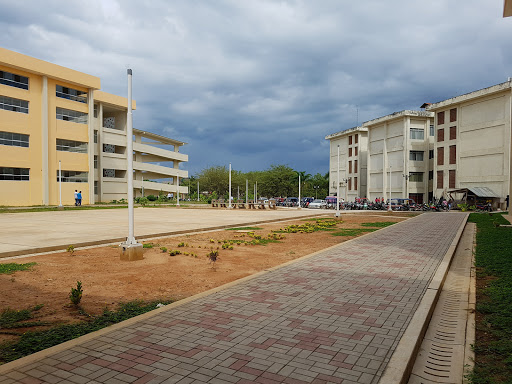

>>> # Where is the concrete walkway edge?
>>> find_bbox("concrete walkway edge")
[378,213,469,384]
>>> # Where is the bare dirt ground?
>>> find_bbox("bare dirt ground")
[0,212,413,344]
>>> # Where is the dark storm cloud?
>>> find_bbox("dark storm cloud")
[0,0,511,174]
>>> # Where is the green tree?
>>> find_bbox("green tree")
[197,166,229,196]
[260,165,296,197]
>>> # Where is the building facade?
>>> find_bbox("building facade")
[325,127,368,200]
[427,81,511,206]
[0,48,188,206]
[365,110,434,204]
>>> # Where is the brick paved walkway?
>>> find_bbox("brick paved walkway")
[1,213,467,384]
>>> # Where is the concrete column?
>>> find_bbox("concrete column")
[404,116,410,199]
[88,89,95,204]
[42,76,49,206]
[99,103,104,202]
[383,122,388,200]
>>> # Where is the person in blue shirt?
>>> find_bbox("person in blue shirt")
[77,191,82,206]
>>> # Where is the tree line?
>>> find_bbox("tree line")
[183,165,329,201]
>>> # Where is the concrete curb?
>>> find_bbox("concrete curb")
[378,213,469,384]
[463,224,477,383]
[0,213,325,259]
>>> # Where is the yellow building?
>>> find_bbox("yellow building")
[0,48,188,206]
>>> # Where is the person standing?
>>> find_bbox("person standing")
[77,191,82,206]
[74,190,78,206]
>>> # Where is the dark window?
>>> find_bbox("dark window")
[355,134,358,144]
[56,107,88,124]
[0,70,29,90]
[348,135,352,145]
[437,147,444,165]
[449,145,456,164]
[437,111,445,125]
[450,126,457,140]
[409,151,424,161]
[429,149,434,159]
[410,128,424,140]
[0,95,29,114]
[0,131,29,147]
[348,161,352,174]
[94,155,98,169]
[349,147,352,157]
[430,124,435,136]
[348,178,352,191]
[0,167,29,180]
[355,146,358,156]
[354,160,358,173]
[94,181,98,195]
[94,130,98,144]
[449,170,456,188]
[354,177,358,190]
[56,85,87,103]
[57,170,88,183]
[56,139,88,153]
[437,171,443,189]
[450,108,457,123]
[409,172,423,182]
[437,128,444,142]
[429,171,434,180]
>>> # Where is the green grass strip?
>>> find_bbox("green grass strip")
[0,300,172,363]
[467,213,512,383]
[0,263,36,274]
[331,228,376,236]
[360,222,396,228]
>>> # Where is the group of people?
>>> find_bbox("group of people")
[74,190,82,206]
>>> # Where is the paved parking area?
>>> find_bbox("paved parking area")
[0,212,467,383]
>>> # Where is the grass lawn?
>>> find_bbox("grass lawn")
[468,212,512,383]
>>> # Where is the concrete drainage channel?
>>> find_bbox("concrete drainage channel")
[407,222,476,383]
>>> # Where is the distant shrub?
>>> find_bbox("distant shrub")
[146,195,157,201]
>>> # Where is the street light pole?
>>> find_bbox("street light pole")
[298,173,301,209]
[335,145,340,218]
[58,160,62,207]
[197,181,199,201]
[228,163,232,209]
[388,165,392,212]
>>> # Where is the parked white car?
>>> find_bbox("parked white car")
[308,199,326,209]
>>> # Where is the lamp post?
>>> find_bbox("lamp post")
[388,165,392,212]
[246,179,248,205]
[342,178,349,208]
[403,173,410,199]
[298,173,301,209]
[197,181,199,201]
[228,163,232,209]
[314,185,319,199]
[58,160,62,207]
[335,145,340,218]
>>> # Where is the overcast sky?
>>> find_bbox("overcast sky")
[1,1,511,176]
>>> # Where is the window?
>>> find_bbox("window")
[429,171,434,180]
[349,147,352,157]
[429,149,434,159]
[437,111,445,125]
[56,85,87,103]
[450,126,456,140]
[450,108,457,123]
[348,178,352,190]
[430,124,435,136]
[449,170,456,188]
[349,135,352,145]
[94,155,98,169]
[56,107,88,124]
[355,146,358,156]
[449,145,456,164]
[94,130,98,144]
[437,147,444,165]
[409,172,423,182]
[0,167,29,181]
[355,134,358,144]
[56,139,88,153]
[437,171,443,189]
[0,95,29,114]
[348,161,352,174]
[103,144,116,153]
[58,170,88,183]
[94,181,98,195]
[437,128,444,142]
[354,177,358,190]
[0,70,28,90]
[409,151,424,161]
[103,168,115,178]
[410,128,424,140]
[0,131,29,147]
[94,104,98,118]
[354,160,358,173]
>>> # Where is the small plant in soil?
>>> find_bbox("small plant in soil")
[67,245,74,255]
[169,250,181,256]
[160,247,167,253]
[142,243,154,249]
[207,250,219,268]
[69,281,83,306]
[177,242,188,247]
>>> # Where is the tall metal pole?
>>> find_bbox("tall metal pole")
[127,69,135,244]
[58,160,62,207]
[246,179,248,205]
[255,181,258,201]
[197,181,199,201]
[388,165,392,212]
[176,176,180,206]
[237,185,240,200]
[228,163,232,208]
[298,173,301,209]
[336,145,340,218]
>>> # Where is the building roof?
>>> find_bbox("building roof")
[450,187,500,198]
[362,110,434,127]
[0,47,101,90]
[426,81,512,110]
[95,90,136,110]
[134,128,187,146]
[325,126,367,140]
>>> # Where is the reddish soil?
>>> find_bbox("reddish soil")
[0,213,411,344]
